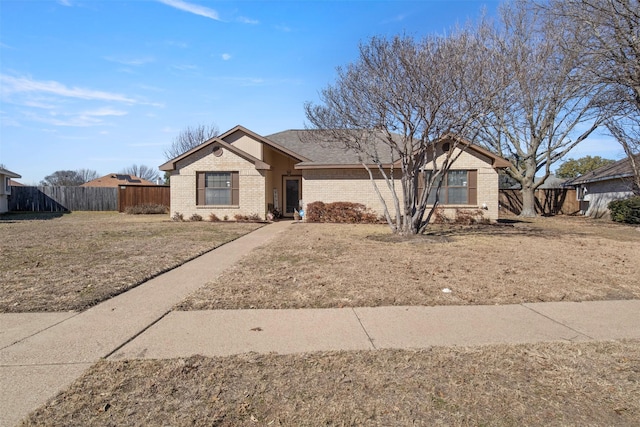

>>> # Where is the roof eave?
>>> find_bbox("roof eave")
[0,169,21,179]
[567,173,634,186]
[294,163,393,170]
[225,125,311,163]
[159,135,271,172]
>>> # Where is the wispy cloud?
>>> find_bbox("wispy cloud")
[22,108,127,127]
[104,55,155,66]
[210,76,303,87]
[238,16,259,25]
[221,53,231,61]
[1,74,138,104]
[275,24,294,33]
[382,14,408,24]
[128,142,167,147]
[157,0,220,21]
[166,40,189,49]
[171,64,199,72]
[81,108,128,117]
[22,100,57,109]
[57,0,72,6]
[1,74,164,107]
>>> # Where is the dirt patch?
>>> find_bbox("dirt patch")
[22,340,640,426]
[178,216,640,310]
[0,212,262,312]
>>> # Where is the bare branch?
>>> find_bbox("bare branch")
[164,123,219,160]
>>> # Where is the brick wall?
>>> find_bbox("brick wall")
[301,149,501,222]
[169,145,266,220]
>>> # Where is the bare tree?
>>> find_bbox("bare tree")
[472,0,604,217]
[121,164,161,182]
[76,169,99,183]
[546,0,640,193]
[164,123,219,160]
[306,32,487,235]
[40,170,85,186]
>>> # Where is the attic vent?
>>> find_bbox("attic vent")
[442,143,451,152]
[212,146,223,157]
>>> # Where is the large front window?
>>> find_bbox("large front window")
[423,170,477,205]
[197,171,239,206]
[205,172,232,205]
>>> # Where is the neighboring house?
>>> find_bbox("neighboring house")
[566,155,639,218]
[0,167,21,214]
[160,125,510,221]
[500,174,568,190]
[81,173,156,187]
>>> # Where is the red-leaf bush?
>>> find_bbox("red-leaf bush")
[305,201,378,224]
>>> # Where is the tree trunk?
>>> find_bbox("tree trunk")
[520,185,538,217]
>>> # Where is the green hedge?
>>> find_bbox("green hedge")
[608,196,640,224]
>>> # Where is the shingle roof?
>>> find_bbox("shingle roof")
[81,174,156,187]
[265,129,511,168]
[159,125,510,171]
[565,155,639,186]
[265,130,383,165]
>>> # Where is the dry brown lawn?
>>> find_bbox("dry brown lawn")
[178,215,640,310]
[22,340,640,426]
[9,214,640,426]
[0,212,262,313]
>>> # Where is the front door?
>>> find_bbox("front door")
[283,176,302,216]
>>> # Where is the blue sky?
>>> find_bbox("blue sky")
[0,0,624,184]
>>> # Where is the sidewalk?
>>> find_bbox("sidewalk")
[108,300,640,360]
[1,220,639,426]
[0,221,292,427]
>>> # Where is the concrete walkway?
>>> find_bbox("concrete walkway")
[0,221,291,427]
[2,221,640,426]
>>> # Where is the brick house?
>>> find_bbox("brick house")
[159,125,510,221]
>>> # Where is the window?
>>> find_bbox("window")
[421,170,477,205]
[196,172,239,206]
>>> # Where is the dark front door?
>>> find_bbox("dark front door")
[284,177,302,216]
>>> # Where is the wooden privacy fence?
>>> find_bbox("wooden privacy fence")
[8,185,170,212]
[499,189,580,216]
[118,185,170,212]
[9,186,117,212]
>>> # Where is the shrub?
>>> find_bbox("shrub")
[208,213,221,222]
[432,207,487,225]
[223,215,229,221]
[432,206,450,224]
[189,213,203,221]
[305,201,378,224]
[248,213,262,221]
[305,201,326,222]
[454,208,488,225]
[234,214,248,222]
[171,212,184,222]
[609,196,640,224]
[124,204,168,215]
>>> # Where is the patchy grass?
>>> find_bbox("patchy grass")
[178,215,640,310]
[22,340,640,426]
[0,212,262,312]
